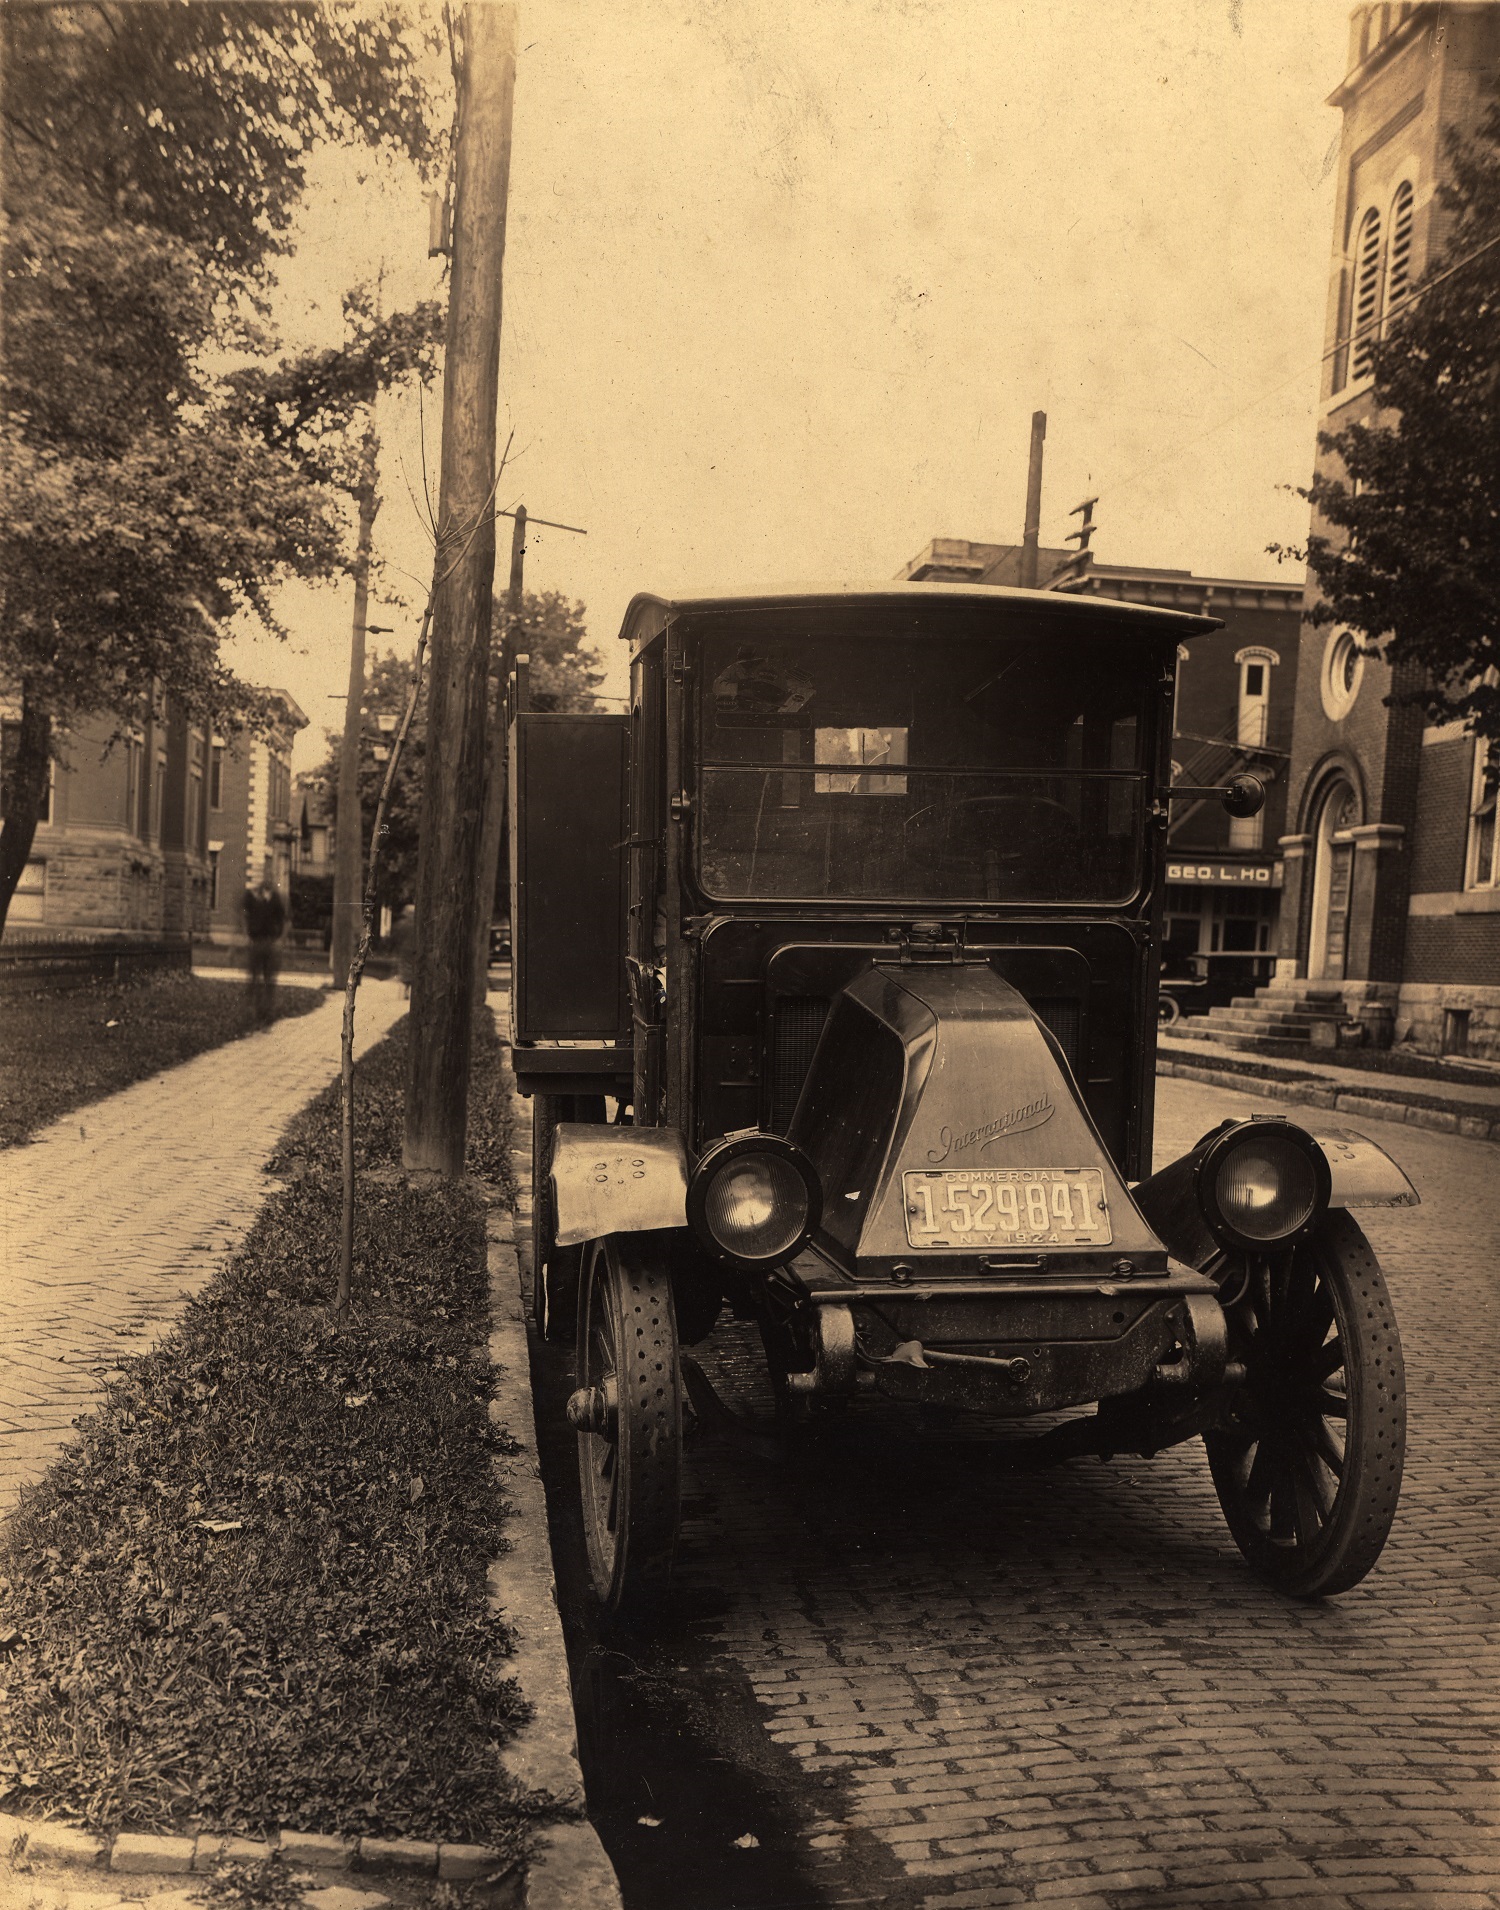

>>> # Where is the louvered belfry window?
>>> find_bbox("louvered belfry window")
[1385,181,1415,317]
[1351,207,1383,381]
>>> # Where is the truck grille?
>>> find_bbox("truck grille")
[770,996,829,1131]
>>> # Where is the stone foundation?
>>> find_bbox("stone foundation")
[1396,983,1500,1062]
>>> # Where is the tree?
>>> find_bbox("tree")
[1283,97,1500,734]
[310,650,429,917]
[0,3,443,933]
[308,591,603,913]
[509,589,605,712]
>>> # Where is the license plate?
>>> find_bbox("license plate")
[902,1169,1112,1250]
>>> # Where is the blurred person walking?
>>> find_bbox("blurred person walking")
[242,872,286,1023]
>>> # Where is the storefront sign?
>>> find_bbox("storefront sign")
[1166,861,1282,889]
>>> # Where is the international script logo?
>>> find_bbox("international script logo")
[925,1096,1055,1165]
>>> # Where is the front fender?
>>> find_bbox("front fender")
[1134,1119,1418,1270]
[551,1123,688,1247]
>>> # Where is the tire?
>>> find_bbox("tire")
[1158,993,1182,1027]
[1204,1209,1405,1598]
[574,1234,683,1615]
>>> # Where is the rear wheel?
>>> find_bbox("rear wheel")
[572,1234,682,1615]
[1205,1209,1405,1597]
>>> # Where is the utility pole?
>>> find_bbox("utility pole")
[1044,496,1099,591]
[471,502,587,1012]
[404,0,517,1175]
[471,503,525,1012]
[331,430,381,990]
[1019,409,1046,588]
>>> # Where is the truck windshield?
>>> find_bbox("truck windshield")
[697,628,1152,904]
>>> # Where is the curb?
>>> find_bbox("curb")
[1157,1051,1500,1140]
[0,1811,502,1883]
[0,1009,620,1910]
[484,1033,623,1910]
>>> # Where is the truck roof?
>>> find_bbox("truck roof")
[617,580,1223,648]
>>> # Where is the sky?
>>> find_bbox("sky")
[221,0,1357,771]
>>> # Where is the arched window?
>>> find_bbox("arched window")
[1351,207,1383,381]
[1385,180,1415,317]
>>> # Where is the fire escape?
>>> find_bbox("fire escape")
[1168,724,1288,841]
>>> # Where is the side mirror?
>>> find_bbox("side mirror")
[1221,774,1266,819]
[1165,774,1267,818]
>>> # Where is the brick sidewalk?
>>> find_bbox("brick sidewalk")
[0,980,408,1517]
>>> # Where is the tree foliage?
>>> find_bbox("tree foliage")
[0,3,444,932]
[508,590,606,712]
[310,651,430,917]
[1287,97,1500,733]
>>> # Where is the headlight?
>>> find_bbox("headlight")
[1197,1120,1329,1249]
[687,1133,821,1267]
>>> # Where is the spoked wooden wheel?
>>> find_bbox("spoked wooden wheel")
[1205,1209,1405,1598]
[571,1235,682,1616]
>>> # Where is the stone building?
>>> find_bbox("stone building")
[1271,2,1500,1056]
[899,541,1303,994]
[0,697,211,940]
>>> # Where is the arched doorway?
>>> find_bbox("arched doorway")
[1308,778,1359,981]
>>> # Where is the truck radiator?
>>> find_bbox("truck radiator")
[770,996,830,1131]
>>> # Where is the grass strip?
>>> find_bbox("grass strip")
[0,1012,534,1858]
[0,972,324,1149]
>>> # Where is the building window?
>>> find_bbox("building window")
[152,750,167,841]
[1350,207,1383,383]
[208,848,220,912]
[1466,739,1500,890]
[1385,180,1415,317]
[210,739,224,810]
[0,720,52,824]
[187,729,206,853]
[1320,630,1365,721]
[124,732,144,834]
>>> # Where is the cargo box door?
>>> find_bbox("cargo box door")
[510,712,630,1043]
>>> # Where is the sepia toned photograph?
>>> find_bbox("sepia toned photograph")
[1,4,1497,1907]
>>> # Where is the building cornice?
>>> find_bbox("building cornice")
[1327,4,1436,109]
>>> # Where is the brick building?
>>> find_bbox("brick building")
[0,686,305,947]
[0,697,212,940]
[1274,2,1500,1056]
[205,692,307,943]
[899,541,1303,989]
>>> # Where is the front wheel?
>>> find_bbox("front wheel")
[572,1235,682,1616]
[1205,1209,1405,1598]
[1157,992,1182,1027]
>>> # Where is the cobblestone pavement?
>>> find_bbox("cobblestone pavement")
[648,1085,1500,1909]
[0,980,407,1517]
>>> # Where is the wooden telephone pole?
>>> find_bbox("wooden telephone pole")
[1019,409,1046,588]
[403,0,517,1175]
[330,431,380,990]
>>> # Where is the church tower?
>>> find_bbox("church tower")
[1277,3,1500,1055]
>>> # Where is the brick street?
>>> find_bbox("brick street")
[568,1082,1500,1910]
[0,978,407,1517]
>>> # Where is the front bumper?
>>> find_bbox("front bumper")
[777,1255,1228,1416]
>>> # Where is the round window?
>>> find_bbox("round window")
[1321,630,1365,721]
